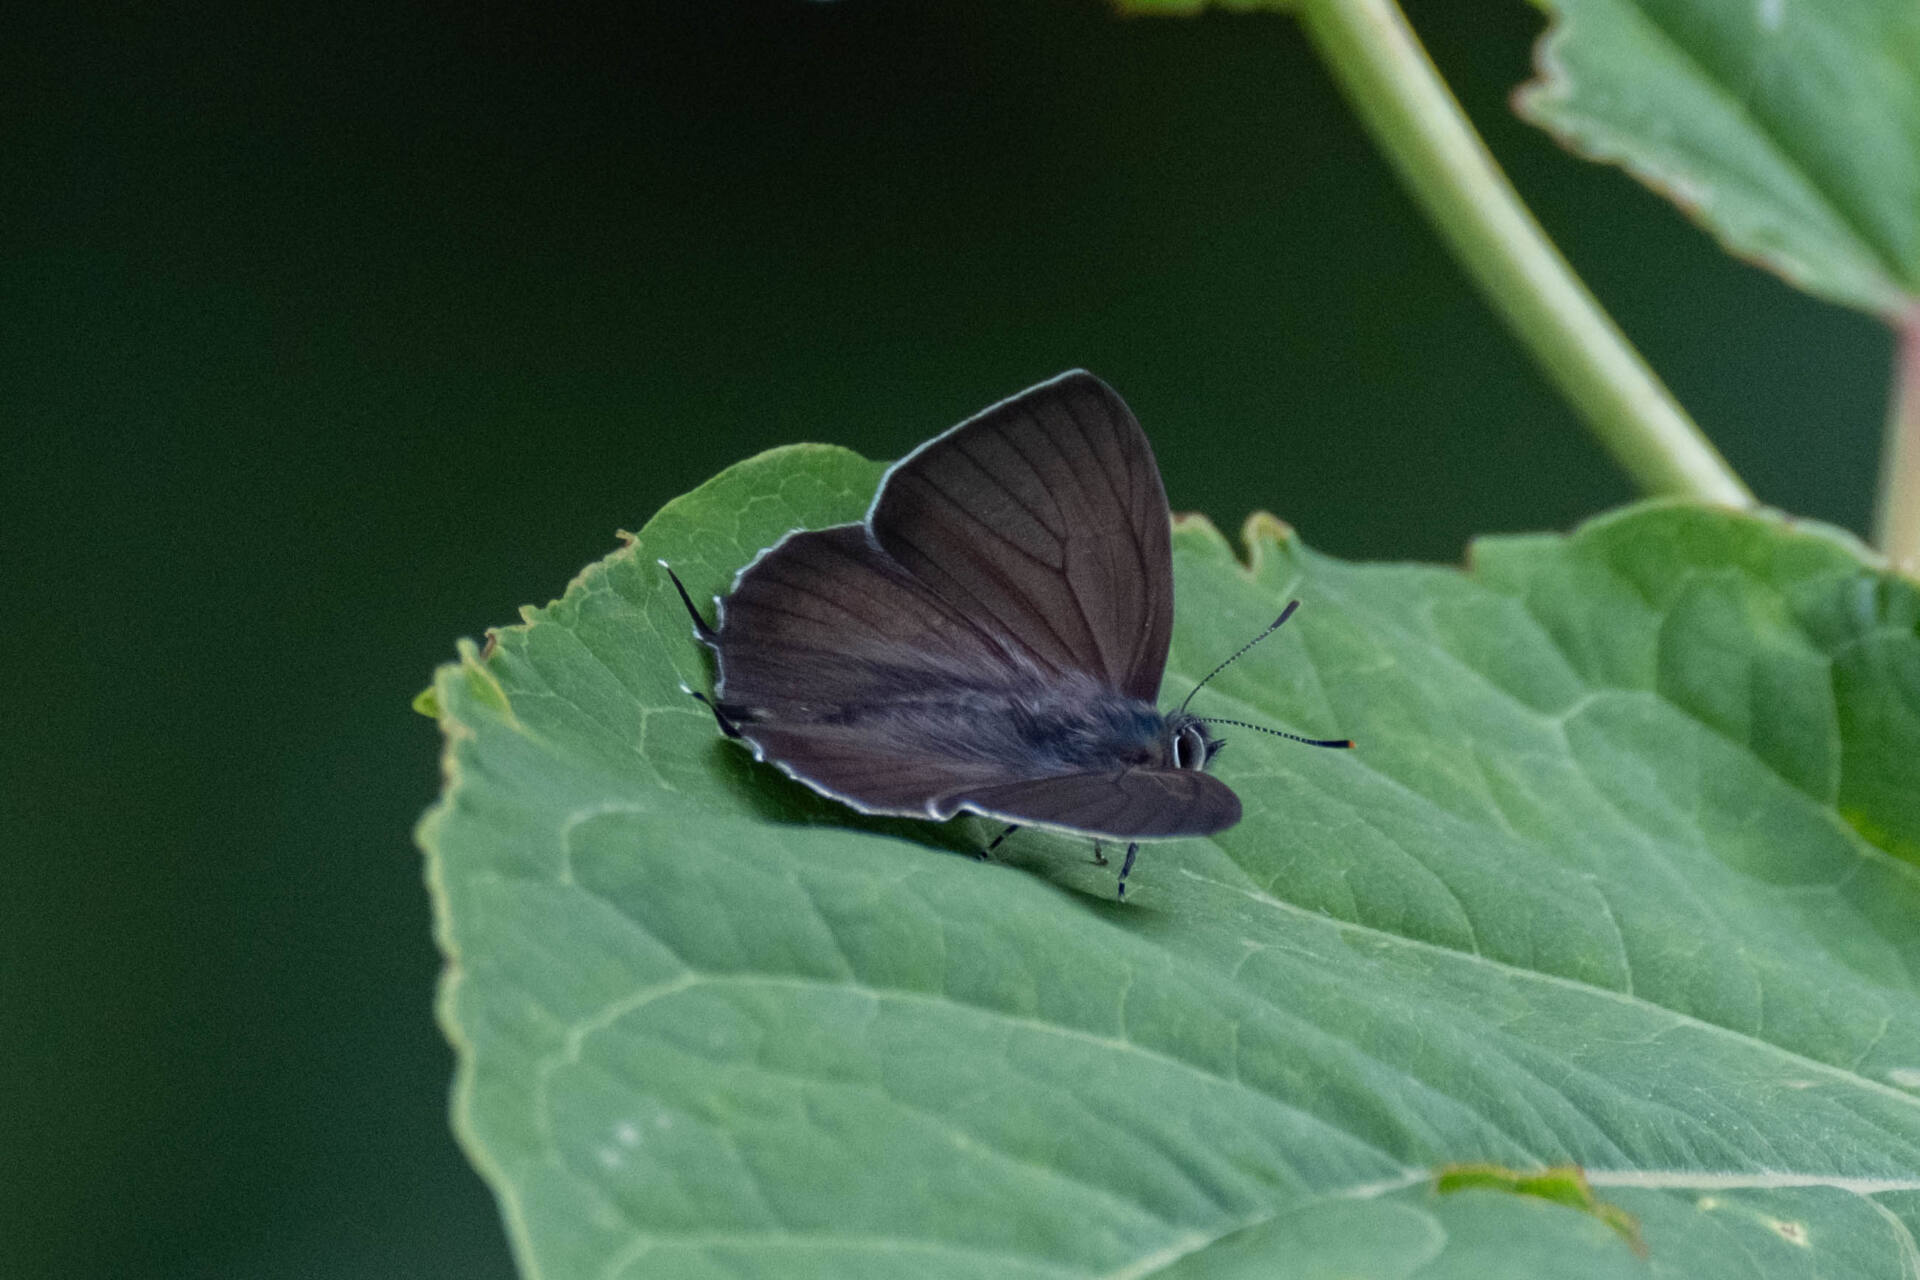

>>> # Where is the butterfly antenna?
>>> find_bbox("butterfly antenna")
[1200,717,1352,750]
[1177,599,1303,715]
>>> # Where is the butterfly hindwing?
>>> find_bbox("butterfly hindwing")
[944,767,1241,840]
[713,524,1031,715]
[725,721,1241,840]
[729,721,1024,817]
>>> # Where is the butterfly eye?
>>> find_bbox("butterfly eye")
[1174,724,1208,771]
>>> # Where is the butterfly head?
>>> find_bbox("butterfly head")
[1165,713,1224,773]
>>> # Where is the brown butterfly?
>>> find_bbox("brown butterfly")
[667,371,1349,897]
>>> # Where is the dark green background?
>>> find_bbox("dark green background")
[7,1,1888,1275]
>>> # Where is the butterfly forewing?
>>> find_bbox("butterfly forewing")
[870,371,1175,701]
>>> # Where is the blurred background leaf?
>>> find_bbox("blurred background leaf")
[3,1,1896,1276]
[1518,0,1920,319]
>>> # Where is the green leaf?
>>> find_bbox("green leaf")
[1516,0,1920,318]
[420,446,1920,1278]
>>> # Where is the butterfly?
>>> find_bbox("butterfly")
[664,370,1350,898]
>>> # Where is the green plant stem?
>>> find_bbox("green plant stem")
[1294,0,1752,507]
[1877,310,1920,576]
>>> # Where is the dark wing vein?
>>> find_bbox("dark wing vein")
[889,470,1090,675]
[991,411,1116,682]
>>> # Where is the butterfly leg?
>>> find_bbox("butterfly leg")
[1088,839,1109,867]
[1116,842,1140,900]
[980,824,1021,860]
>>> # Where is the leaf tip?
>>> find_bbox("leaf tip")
[454,637,516,720]
[1241,510,1297,546]
[1239,509,1302,576]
